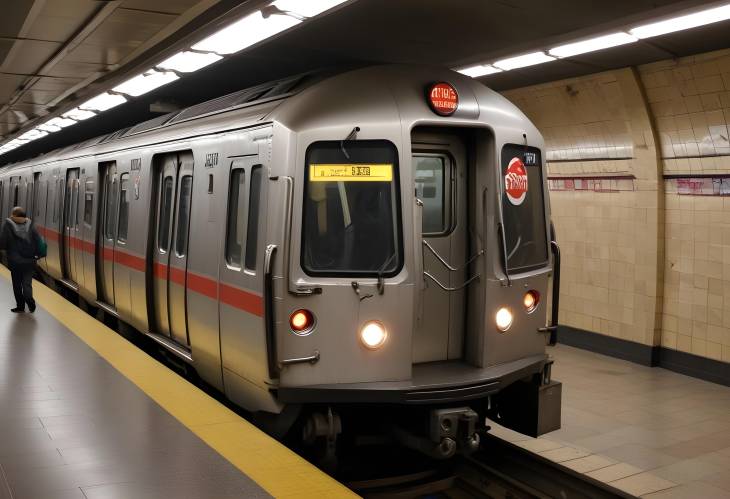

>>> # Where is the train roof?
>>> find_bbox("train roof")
[1,64,539,172]
[0,68,337,172]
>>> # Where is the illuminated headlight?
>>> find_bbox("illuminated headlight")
[360,321,387,349]
[290,309,315,335]
[523,290,540,313]
[495,307,513,332]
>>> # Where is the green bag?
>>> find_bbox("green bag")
[34,229,47,258]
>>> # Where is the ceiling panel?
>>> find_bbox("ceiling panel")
[82,9,177,46]
[24,3,100,42]
[121,0,206,15]
[0,1,34,39]
[3,39,62,75]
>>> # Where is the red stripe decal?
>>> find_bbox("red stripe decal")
[115,250,146,272]
[168,266,185,286]
[188,272,218,299]
[35,225,262,317]
[219,283,264,317]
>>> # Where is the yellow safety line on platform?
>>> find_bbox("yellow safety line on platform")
[0,267,356,499]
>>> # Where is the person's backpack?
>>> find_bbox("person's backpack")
[14,231,36,259]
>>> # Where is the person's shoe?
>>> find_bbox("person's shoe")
[28,302,36,313]
[11,307,24,313]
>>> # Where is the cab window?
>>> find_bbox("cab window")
[302,140,402,277]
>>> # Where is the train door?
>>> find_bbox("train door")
[29,172,41,220]
[413,131,468,362]
[9,177,19,208]
[151,152,193,345]
[62,168,81,283]
[98,163,117,307]
[219,157,266,382]
[168,153,194,346]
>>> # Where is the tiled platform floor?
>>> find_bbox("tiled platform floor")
[0,283,272,499]
[0,266,354,499]
[490,344,730,498]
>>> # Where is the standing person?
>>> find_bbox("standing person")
[0,206,43,313]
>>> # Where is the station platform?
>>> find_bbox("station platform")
[490,344,730,498]
[0,267,353,499]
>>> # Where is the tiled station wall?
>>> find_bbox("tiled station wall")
[502,48,730,364]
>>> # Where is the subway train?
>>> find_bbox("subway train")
[0,65,561,460]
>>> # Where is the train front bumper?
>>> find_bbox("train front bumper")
[276,353,549,405]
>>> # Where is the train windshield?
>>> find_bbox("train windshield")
[501,144,549,273]
[302,140,402,277]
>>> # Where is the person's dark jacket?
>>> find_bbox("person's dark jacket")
[0,217,41,267]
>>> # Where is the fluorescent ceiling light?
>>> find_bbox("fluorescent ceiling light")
[157,51,222,73]
[493,51,555,71]
[19,129,48,141]
[458,64,502,77]
[549,32,637,58]
[79,92,127,112]
[37,123,62,133]
[192,10,299,55]
[272,0,348,18]
[113,69,179,97]
[630,3,730,39]
[45,117,76,129]
[63,108,97,121]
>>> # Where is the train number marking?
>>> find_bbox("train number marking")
[205,153,219,168]
[131,158,142,171]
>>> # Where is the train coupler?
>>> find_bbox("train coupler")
[393,407,481,459]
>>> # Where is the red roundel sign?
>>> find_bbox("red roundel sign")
[427,82,458,116]
[505,157,528,205]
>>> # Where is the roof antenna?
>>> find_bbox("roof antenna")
[341,126,360,160]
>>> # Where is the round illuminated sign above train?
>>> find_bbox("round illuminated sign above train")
[427,82,458,116]
[505,157,528,206]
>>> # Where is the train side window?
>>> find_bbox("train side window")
[414,155,450,234]
[12,183,18,207]
[118,174,130,243]
[175,176,192,257]
[225,169,246,267]
[105,178,118,239]
[158,176,173,252]
[84,181,94,226]
[0,181,4,218]
[244,166,262,270]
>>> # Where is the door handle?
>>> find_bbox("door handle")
[264,244,279,379]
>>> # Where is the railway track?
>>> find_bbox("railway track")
[347,434,635,499]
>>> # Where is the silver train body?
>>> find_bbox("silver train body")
[0,65,560,456]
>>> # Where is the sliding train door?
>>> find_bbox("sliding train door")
[219,157,267,384]
[413,130,468,362]
[98,162,117,307]
[62,168,81,284]
[151,152,193,345]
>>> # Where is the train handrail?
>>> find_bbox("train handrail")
[538,223,560,346]
[423,271,479,292]
[264,244,279,379]
[422,240,484,272]
[496,222,511,287]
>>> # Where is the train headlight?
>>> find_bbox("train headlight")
[523,290,540,313]
[290,309,315,335]
[360,321,387,349]
[495,307,513,332]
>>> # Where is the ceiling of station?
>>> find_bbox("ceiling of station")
[1,0,728,164]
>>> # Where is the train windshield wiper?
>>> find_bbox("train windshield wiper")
[376,252,396,295]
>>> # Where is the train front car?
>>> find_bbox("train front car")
[268,65,561,459]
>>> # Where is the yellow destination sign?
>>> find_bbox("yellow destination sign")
[310,163,393,182]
